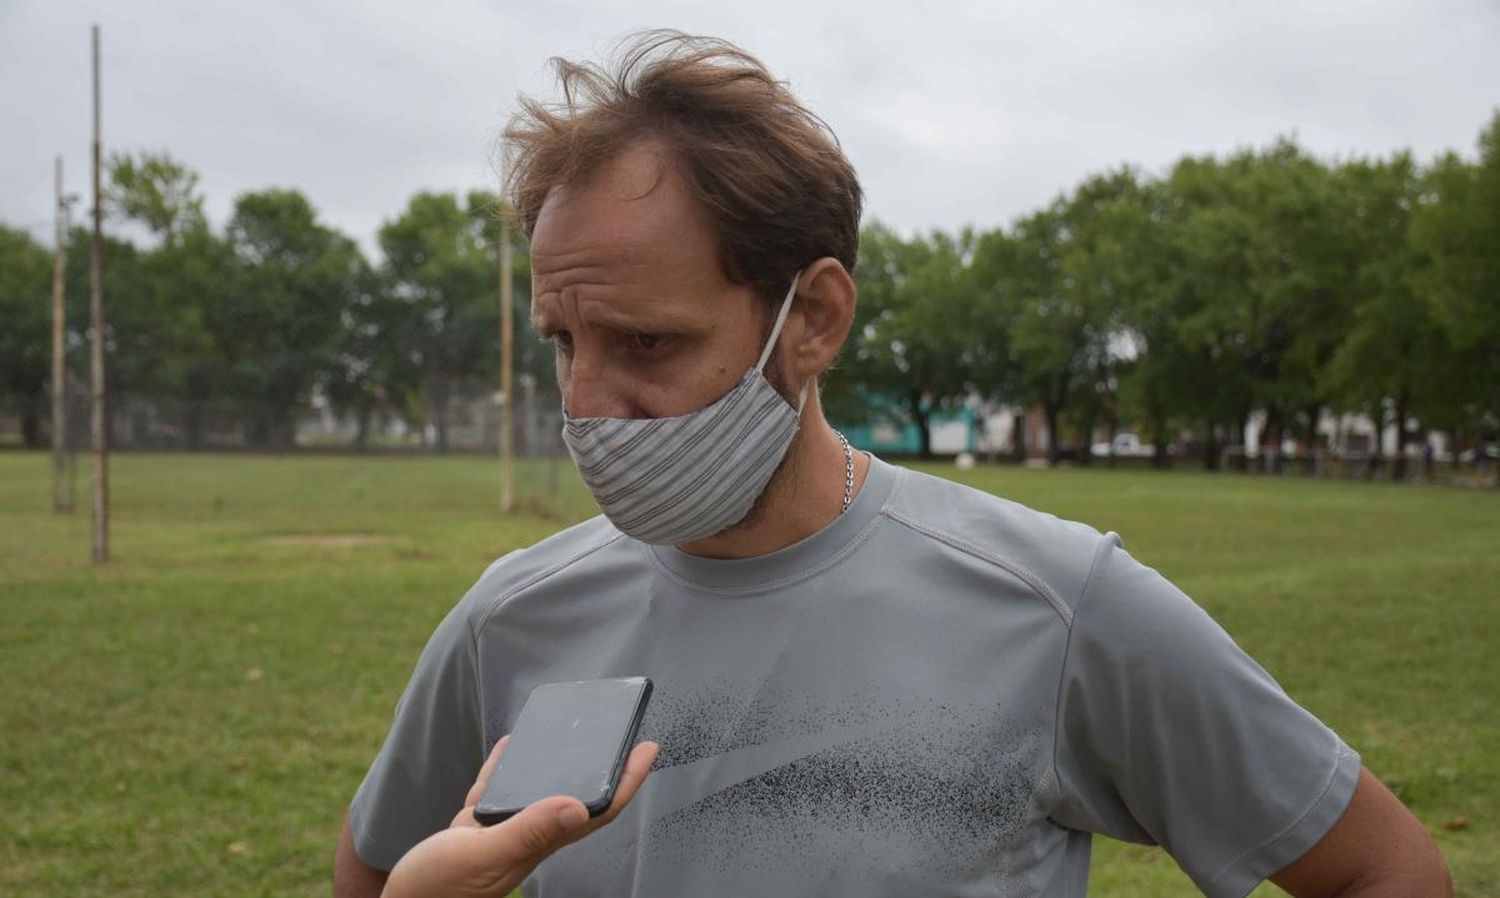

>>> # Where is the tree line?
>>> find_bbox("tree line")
[1,153,543,452]
[0,112,1496,475]
[832,114,1498,477]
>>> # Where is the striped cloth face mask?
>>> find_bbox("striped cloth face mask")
[561,273,810,546]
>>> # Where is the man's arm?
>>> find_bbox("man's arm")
[333,811,389,898]
[1270,766,1452,897]
[334,571,498,896]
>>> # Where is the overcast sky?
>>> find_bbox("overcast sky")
[4,0,1498,256]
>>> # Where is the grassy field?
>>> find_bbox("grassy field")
[0,452,1495,896]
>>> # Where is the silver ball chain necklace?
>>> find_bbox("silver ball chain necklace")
[835,430,854,515]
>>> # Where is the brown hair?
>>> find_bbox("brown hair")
[503,31,863,308]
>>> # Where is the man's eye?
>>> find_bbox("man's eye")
[551,331,573,353]
[628,333,665,352]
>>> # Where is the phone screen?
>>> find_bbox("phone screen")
[474,676,653,825]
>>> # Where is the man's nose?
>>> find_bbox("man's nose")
[562,351,633,419]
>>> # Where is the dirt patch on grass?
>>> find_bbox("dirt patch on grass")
[263,533,389,548]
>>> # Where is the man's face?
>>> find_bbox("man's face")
[530,140,773,420]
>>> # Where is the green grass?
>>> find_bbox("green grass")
[0,452,1494,896]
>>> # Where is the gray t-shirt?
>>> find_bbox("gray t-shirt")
[349,455,1360,898]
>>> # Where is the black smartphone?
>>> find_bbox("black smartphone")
[473,676,653,826]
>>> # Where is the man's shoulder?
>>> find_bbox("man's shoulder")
[878,464,1108,619]
[455,515,638,622]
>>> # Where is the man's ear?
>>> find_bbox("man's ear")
[789,257,857,380]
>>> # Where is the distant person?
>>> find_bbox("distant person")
[335,31,1451,898]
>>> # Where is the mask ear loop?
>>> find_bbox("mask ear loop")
[756,271,812,416]
[756,272,802,373]
[793,376,812,416]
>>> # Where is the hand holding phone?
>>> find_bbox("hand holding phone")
[474,676,654,825]
[381,721,659,898]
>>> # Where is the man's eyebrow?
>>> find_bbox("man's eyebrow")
[581,304,693,333]
[528,305,551,332]
[530,293,566,331]
[532,297,697,335]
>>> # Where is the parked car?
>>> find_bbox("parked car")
[1091,433,1155,458]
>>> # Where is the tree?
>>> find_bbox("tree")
[143,227,239,448]
[104,153,227,447]
[0,226,54,446]
[1233,144,1348,473]
[980,182,1124,467]
[325,268,417,451]
[223,189,366,448]
[1323,153,1437,480]
[1409,112,1500,469]
[835,223,983,458]
[995,205,1076,465]
[106,151,205,246]
[1152,152,1274,469]
[1113,179,1198,468]
[378,192,501,452]
[1270,158,1361,473]
[1051,169,1148,465]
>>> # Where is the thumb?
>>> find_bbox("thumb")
[484,797,592,867]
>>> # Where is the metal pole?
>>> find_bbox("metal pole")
[89,24,109,562]
[499,207,515,514]
[51,156,71,512]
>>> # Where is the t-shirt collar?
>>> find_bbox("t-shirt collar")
[646,453,898,593]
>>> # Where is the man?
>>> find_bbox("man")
[336,31,1451,897]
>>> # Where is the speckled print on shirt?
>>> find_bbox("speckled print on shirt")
[623,680,1044,886]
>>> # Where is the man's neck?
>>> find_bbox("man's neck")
[674,415,871,560]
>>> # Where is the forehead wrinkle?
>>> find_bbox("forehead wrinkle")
[530,232,717,310]
[530,257,654,317]
[530,238,649,312]
[530,275,701,335]
[531,222,693,270]
[530,238,643,271]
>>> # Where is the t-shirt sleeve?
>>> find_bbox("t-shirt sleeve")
[1048,532,1362,898]
[346,586,489,871]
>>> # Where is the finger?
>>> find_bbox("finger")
[450,804,477,829]
[592,741,659,826]
[459,740,659,836]
[463,735,510,810]
[478,795,593,873]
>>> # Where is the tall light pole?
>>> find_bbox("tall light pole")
[89,24,109,563]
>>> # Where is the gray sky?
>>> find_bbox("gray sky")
[4,0,1498,256]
